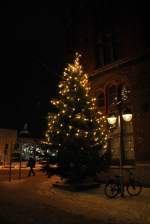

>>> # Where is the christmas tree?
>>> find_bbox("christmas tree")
[45,53,110,182]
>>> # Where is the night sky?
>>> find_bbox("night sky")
[0,1,148,138]
[0,3,69,138]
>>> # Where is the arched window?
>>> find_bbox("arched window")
[107,85,117,108]
[97,92,105,108]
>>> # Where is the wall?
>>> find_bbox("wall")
[0,129,17,164]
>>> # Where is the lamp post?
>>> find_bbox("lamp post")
[18,123,30,179]
[107,105,132,197]
[19,143,22,179]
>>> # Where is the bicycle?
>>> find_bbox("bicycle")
[104,169,142,198]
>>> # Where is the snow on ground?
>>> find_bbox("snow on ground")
[0,170,150,224]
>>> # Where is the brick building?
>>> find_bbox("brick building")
[64,1,150,185]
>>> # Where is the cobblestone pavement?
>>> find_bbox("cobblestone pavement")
[0,169,150,224]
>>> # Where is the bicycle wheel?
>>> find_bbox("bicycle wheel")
[126,181,142,196]
[104,182,119,198]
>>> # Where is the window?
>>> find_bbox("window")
[107,83,135,162]
[103,36,113,64]
[108,85,117,108]
[110,126,120,160]
[110,119,135,162]
[5,144,8,149]
[123,121,135,160]
[97,92,105,108]
[95,42,104,68]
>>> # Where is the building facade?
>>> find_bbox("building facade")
[0,127,41,167]
[0,129,17,165]
[64,1,150,185]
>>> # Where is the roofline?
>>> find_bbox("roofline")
[90,49,150,79]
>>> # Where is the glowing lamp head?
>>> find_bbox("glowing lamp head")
[122,113,132,122]
[107,114,117,125]
[122,108,132,122]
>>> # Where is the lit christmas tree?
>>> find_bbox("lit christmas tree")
[45,53,110,182]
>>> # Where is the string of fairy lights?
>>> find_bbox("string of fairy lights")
[45,53,109,151]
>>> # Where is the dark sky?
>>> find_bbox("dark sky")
[0,3,68,138]
[1,1,148,138]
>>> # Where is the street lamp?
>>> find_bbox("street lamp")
[107,107,133,197]
[122,109,132,122]
[107,113,117,125]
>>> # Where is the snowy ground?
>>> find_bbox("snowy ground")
[0,169,150,224]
